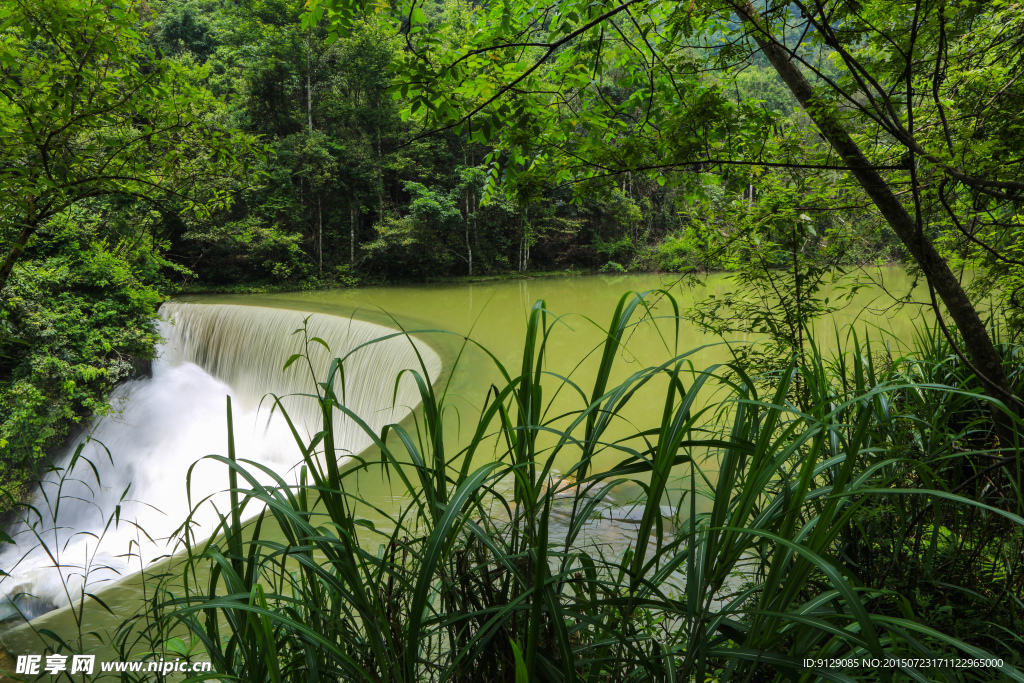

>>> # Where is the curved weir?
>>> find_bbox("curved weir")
[0,303,441,622]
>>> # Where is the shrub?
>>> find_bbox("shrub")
[0,217,161,514]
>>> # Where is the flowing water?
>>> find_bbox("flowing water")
[0,306,438,628]
[0,268,929,657]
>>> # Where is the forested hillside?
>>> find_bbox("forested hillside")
[0,0,914,508]
[147,0,897,286]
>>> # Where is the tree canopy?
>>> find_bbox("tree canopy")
[0,0,254,504]
[0,0,257,292]
[307,0,1024,420]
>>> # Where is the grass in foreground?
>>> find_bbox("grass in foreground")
[5,292,1023,682]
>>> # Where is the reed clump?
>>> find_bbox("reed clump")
[94,293,1024,680]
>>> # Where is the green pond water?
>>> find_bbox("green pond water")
[0,268,931,664]
[191,267,930,508]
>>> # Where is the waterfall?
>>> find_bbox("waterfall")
[0,303,441,622]
[159,302,441,453]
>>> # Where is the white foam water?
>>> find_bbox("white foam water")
[0,303,441,622]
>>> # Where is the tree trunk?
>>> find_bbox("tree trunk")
[519,210,529,272]
[306,31,314,133]
[519,230,524,272]
[465,191,473,276]
[317,196,323,274]
[350,205,358,264]
[524,207,530,272]
[0,223,35,294]
[0,196,37,294]
[377,129,384,225]
[734,0,1019,432]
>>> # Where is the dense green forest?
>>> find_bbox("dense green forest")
[0,0,913,505]
[0,0,892,508]
[2,0,1023,678]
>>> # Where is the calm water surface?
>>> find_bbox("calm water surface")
[197,267,931,489]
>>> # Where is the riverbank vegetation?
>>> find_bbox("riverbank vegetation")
[69,294,1017,681]
[4,0,1022,497]
[2,0,1023,677]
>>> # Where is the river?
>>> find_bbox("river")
[0,268,929,662]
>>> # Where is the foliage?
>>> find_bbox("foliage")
[0,0,256,290]
[303,0,1024,417]
[362,182,461,279]
[598,260,626,273]
[0,0,254,512]
[55,294,1017,682]
[0,207,162,512]
[837,322,1024,653]
[143,0,896,286]
[181,214,313,285]
[685,180,867,372]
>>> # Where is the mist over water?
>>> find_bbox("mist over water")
[0,304,440,622]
